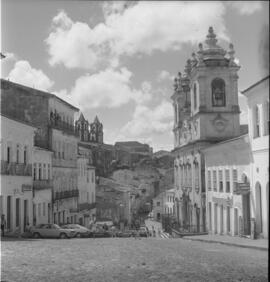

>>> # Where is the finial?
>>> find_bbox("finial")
[173,77,178,91]
[178,72,182,79]
[205,26,217,47]
[184,59,192,76]
[228,43,235,65]
[198,43,203,51]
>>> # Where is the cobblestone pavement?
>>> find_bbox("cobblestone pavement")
[1,237,268,282]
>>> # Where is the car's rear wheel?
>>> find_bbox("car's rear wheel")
[33,232,41,239]
[76,233,81,238]
[60,233,68,239]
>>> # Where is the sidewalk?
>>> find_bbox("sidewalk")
[180,234,268,251]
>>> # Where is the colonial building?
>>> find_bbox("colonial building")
[33,146,53,225]
[242,76,269,238]
[152,189,175,222]
[172,27,241,233]
[1,79,80,226]
[204,135,252,237]
[0,114,35,234]
[76,144,96,226]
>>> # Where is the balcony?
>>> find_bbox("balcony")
[1,161,32,176]
[49,119,79,137]
[78,202,96,211]
[54,189,79,201]
[33,179,53,190]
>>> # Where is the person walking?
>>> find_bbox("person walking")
[1,215,7,237]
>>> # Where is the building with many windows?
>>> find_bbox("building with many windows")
[204,134,252,237]
[1,79,80,226]
[0,114,35,234]
[242,76,269,238]
[172,27,241,233]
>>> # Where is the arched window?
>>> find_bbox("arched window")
[212,78,226,107]
[193,83,197,110]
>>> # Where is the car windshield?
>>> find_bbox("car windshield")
[53,224,61,229]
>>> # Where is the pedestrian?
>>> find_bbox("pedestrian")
[1,214,6,237]
[111,225,117,238]
[158,228,161,237]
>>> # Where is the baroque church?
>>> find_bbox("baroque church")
[171,27,241,233]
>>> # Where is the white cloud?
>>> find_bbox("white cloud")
[238,92,248,124]
[70,67,152,110]
[230,1,262,15]
[46,2,228,70]
[7,60,54,91]
[120,100,173,138]
[157,70,174,82]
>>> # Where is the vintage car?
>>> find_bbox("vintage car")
[61,224,92,238]
[30,224,77,239]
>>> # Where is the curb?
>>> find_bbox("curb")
[181,237,268,251]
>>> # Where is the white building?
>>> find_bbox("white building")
[204,135,252,237]
[152,189,175,221]
[0,115,35,234]
[242,76,269,238]
[32,147,53,225]
[77,149,96,226]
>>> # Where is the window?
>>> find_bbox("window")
[92,172,94,183]
[39,164,42,180]
[233,169,238,192]
[219,170,223,192]
[225,169,230,193]
[16,144,20,163]
[43,203,46,216]
[33,163,37,180]
[208,171,211,191]
[212,78,226,107]
[7,146,11,163]
[43,164,46,179]
[193,83,197,110]
[23,146,27,164]
[254,105,260,138]
[48,164,51,179]
[38,203,41,217]
[264,101,269,136]
[213,171,217,191]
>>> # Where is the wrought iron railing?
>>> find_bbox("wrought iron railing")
[33,179,53,190]
[49,119,79,137]
[1,161,32,176]
[78,202,96,211]
[54,189,79,201]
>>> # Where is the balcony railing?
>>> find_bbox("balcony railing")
[78,202,96,211]
[1,161,32,176]
[33,179,53,190]
[49,119,79,137]
[54,189,79,201]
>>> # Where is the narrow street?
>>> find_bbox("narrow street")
[1,237,268,282]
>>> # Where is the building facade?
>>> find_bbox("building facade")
[172,27,241,233]
[77,145,96,226]
[33,146,53,225]
[0,115,35,233]
[1,79,80,226]
[242,76,269,238]
[204,135,252,237]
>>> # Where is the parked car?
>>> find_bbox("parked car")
[139,226,149,237]
[61,224,92,238]
[90,225,111,238]
[116,230,132,238]
[30,224,77,239]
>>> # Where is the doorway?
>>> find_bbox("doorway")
[220,205,224,234]
[208,203,212,232]
[234,208,239,236]
[255,182,262,234]
[227,206,231,234]
[242,194,251,235]
[7,196,12,230]
[214,203,218,234]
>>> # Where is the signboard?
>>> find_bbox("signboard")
[22,184,32,192]
[212,196,233,207]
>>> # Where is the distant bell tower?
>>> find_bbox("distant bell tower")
[75,112,89,142]
[188,26,241,142]
[90,116,103,144]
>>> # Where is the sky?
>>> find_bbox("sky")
[1,1,269,152]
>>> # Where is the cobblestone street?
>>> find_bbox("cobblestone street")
[1,237,268,282]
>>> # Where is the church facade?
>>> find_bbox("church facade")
[172,27,241,233]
